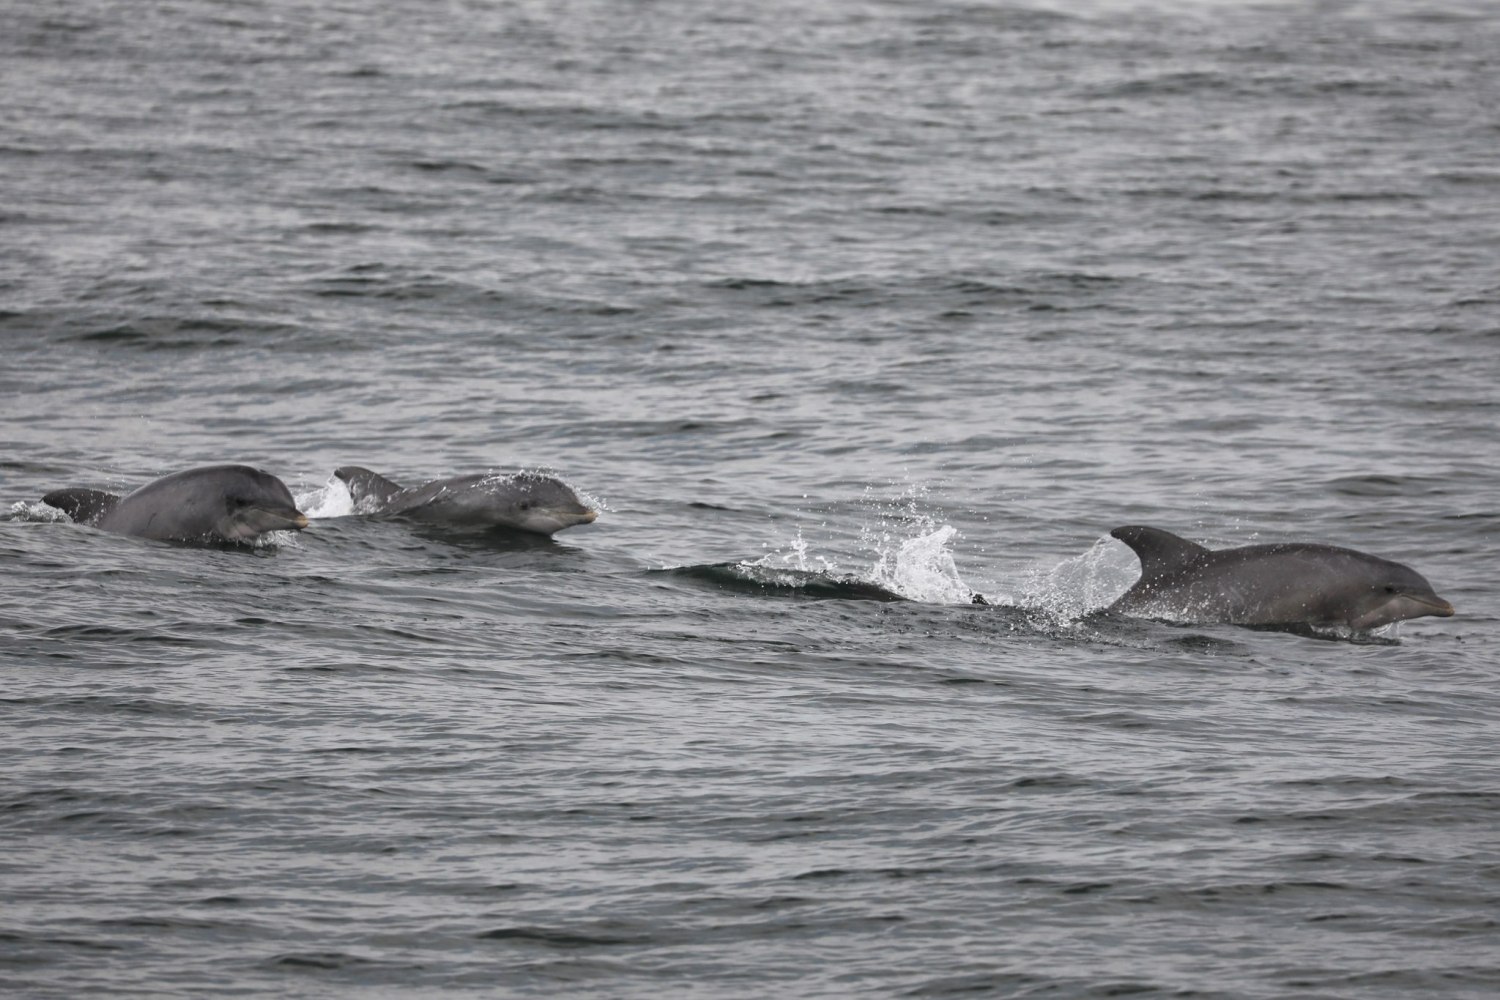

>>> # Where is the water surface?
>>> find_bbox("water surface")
[3,1,1497,997]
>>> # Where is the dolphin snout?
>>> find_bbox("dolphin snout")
[1398,592,1455,621]
[578,509,598,524]
[260,507,309,530]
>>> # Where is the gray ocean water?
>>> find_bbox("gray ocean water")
[3,1,1498,996]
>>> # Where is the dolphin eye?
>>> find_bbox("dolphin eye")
[518,501,532,511]
[1383,585,1397,594]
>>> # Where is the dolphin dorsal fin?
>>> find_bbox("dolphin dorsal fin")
[1110,525,1210,580]
[42,488,121,526]
[334,466,404,505]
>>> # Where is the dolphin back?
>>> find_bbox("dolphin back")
[334,467,406,510]
[42,488,122,526]
[1111,525,1210,583]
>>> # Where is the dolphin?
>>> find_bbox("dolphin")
[42,464,309,544]
[1107,525,1454,630]
[333,466,598,535]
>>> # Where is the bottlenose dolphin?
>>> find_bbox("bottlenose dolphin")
[1108,525,1454,630]
[42,465,309,544]
[334,466,597,535]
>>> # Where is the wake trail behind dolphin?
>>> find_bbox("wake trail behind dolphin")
[664,523,997,605]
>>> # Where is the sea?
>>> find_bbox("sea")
[2,1,1497,997]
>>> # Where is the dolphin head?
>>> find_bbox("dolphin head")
[1342,558,1454,630]
[215,468,310,541]
[489,473,598,535]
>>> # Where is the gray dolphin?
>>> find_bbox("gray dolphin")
[42,465,309,544]
[1108,525,1454,630]
[334,466,598,535]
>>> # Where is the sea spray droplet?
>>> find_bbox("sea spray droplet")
[750,527,835,575]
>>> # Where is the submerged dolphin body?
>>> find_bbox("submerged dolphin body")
[43,465,309,544]
[334,466,597,535]
[1107,525,1454,630]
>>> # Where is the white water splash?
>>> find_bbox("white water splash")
[748,497,984,604]
[295,475,355,519]
[7,499,70,523]
[251,530,302,550]
[1018,534,1138,623]
[749,527,836,574]
[868,524,976,604]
